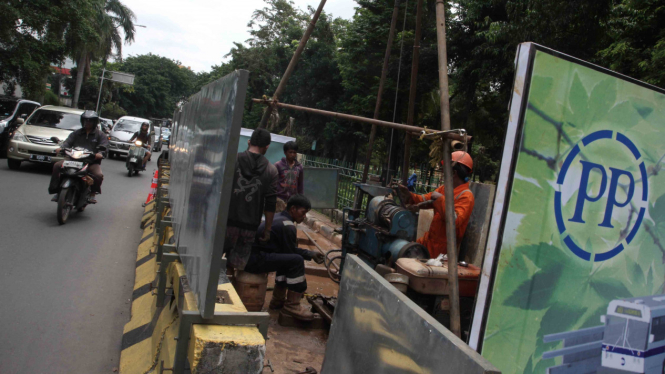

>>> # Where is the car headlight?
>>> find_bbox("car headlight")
[12,131,28,142]
[109,136,120,141]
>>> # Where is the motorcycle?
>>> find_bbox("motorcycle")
[51,138,97,225]
[126,140,147,177]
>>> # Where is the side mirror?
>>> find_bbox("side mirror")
[600,315,606,324]
[16,118,24,125]
[650,334,656,343]
[20,114,27,119]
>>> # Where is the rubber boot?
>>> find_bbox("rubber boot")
[282,291,314,321]
[269,283,287,310]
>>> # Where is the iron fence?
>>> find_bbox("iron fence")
[301,154,443,211]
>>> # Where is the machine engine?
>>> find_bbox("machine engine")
[342,184,429,269]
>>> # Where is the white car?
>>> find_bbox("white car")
[6,106,85,170]
[108,116,152,158]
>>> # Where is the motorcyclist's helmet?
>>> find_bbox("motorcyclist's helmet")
[141,122,150,132]
[80,110,100,126]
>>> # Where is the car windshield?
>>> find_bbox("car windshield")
[26,109,81,130]
[114,119,143,133]
[604,315,649,350]
[0,101,17,119]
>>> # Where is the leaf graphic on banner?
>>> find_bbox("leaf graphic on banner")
[606,101,641,129]
[588,78,617,124]
[650,194,665,225]
[631,98,655,119]
[567,73,589,127]
[529,76,554,108]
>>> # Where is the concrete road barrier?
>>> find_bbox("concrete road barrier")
[119,186,266,374]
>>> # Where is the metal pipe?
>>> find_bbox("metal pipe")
[251,99,470,141]
[361,0,402,185]
[435,0,461,338]
[402,0,423,183]
[95,68,106,114]
[303,230,340,271]
[258,0,327,129]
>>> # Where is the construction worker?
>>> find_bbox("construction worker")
[244,195,325,321]
[397,151,475,258]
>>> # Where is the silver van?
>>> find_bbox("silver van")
[108,116,152,158]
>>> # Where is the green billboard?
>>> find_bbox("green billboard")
[469,43,665,374]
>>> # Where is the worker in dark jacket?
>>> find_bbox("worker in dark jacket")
[244,195,325,321]
[225,128,279,271]
[49,110,108,203]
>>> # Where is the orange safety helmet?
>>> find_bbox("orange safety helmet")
[445,151,473,171]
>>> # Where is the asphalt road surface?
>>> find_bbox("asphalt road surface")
[0,153,159,373]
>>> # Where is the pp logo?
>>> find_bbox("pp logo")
[554,130,648,262]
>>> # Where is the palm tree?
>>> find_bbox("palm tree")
[71,0,136,109]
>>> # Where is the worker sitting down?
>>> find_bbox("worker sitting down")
[244,194,325,321]
[398,151,475,258]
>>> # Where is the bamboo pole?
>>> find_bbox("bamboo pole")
[258,0,327,129]
[361,0,403,185]
[435,0,461,338]
[251,99,471,142]
[402,0,424,184]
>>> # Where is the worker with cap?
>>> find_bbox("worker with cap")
[397,151,475,258]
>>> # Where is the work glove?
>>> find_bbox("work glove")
[312,252,325,264]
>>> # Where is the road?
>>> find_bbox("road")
[0,153,158,373]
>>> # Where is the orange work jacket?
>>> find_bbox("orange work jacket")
[410,182,475,258]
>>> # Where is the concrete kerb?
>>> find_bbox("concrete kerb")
[303,213,343,248]
[120,175,266,374]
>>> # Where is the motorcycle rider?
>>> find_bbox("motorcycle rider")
[49,110,108,203]
[129,122,152,169]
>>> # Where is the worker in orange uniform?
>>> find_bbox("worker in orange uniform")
[397,151,475,258]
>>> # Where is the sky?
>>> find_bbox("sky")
[117,0,359,73]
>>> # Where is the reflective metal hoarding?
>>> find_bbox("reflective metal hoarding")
[470,43,665,374]
[303,167,339,209]
[169,70,249,318]
[321,254,499,374]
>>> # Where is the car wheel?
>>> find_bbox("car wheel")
[128,164,133,177]
[7,158,21,170]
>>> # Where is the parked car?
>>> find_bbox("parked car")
[108,116,153,159]
[6,105,84,170]
[0,97,40,157]
[100,118,113,134]
[160,127,171,146]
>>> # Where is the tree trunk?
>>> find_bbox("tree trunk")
[72,52,87,109]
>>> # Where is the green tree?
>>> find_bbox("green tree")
[598,0,665,87]
[115,54,196,118]
[70,0,136,109]
[0,0,98,101]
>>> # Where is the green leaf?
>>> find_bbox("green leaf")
[631,98,655,119]
[650,194,665,225]
[588,78,617,123]
[567,73,589,127]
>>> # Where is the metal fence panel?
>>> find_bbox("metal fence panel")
[169,70,249,318]
[321,254,500,374]
[302,167,339,209]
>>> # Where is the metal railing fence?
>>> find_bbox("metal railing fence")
[301,154,443,210]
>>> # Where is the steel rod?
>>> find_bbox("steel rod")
[258,0,327,129]
[303,230,340,271]
[251,99,470,142]
[361,0,402,185]
[95,68,106,114]
[403,0,423,183]
[435,0,461,338]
